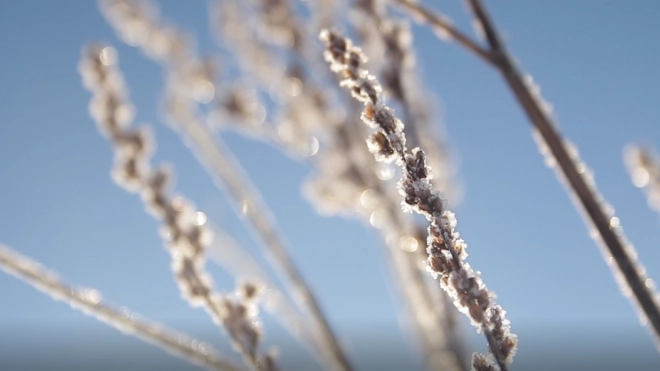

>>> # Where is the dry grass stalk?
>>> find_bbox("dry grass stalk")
[211,0,329,158]
[3,1,658,370]
[99,1,352,369]
[216,2,465,366]
[217,1,467,366]
[0,243,245,371]
[79,43,279,371]
[307,110,466,370]
[214,1,465,366]
[203,225,326,362]
[354,0,455,198]
[348,4,466,368]
[222,2,467,366]
[320,30,517,371]
[391,0,494,66]
[394,0,660,350]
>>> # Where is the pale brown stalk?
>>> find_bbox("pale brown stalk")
[215,1,462,366]
[465,0,660,347]
[80,43,278,371]
[99,2,352,369]
[391,0,494,66]
[0,243,245,371]
[217,4,462,365]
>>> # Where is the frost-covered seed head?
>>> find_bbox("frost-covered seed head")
[321,29,517,370]
[367,132,396,162]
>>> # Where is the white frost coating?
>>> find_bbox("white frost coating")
[0,243,244,371]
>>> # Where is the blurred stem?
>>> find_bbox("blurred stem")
[0,244,245,371]
[167,106,353,371]
[392,0,494,66]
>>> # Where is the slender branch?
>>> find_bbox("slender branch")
[0,243,245,371]
[391,0,495,66]
[463,0,660,346]
[393,0,660,350]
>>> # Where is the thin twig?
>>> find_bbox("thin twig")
[391,0,495,66]
[395,0,660,349]
[0,243,245,371]
[463,0,660,347]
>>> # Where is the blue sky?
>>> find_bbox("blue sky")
[1,1,660,369]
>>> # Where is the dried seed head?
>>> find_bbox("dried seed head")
[321,29,517,370]
[472,354,497,371]
[367,132,396,163]
[238,281,261,302]
[363,104,376,120]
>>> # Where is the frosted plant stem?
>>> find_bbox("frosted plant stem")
[0,243,245,371]
[462,0,660,347]
[320,30,517,371]
[395,0,660,349]
[355,1,456,199]
[385,206,467,371]
[381,186,467,371]
[338,115,466,371]
[348,8,465,366]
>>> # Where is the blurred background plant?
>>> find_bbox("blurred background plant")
[1,1,660,370]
